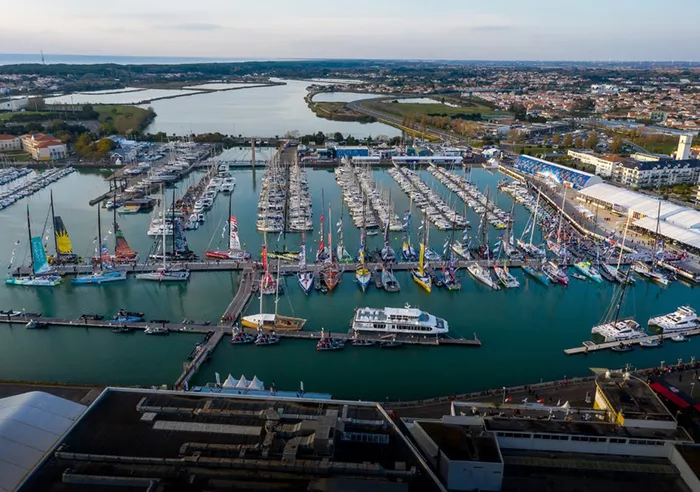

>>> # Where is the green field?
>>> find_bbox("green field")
[93,105,154,133]
[367,100,493,117]
[0,111,48,121]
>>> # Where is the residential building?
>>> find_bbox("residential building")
[20,133,67,161]
[0,134,21,151]
[613,158,700,188]
[567,150,630,178]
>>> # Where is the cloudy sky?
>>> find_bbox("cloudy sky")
[2,0,698,60]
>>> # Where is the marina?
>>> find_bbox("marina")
[1,163,699,401]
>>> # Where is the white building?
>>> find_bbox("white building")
[676,134,693,161]
[613,158,700,188]
[567,150,627,178]
[21,133,67,161]
[0,96,29,112]
[0,134,21,151]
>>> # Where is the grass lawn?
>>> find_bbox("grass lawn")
[93,105,153,133]
[0,111,49,121]
[0,151,31,161]
[368,100,493,117]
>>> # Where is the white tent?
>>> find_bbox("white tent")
[222,374,238,389]
[0,391,86,491]
[235,375,249,389]
[248,376,265,391]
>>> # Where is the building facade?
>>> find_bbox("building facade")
[0,97,29,112]
[567,150,627,178]
[0,134,21,151]
[21,133,67,161]
[613,158,700,188]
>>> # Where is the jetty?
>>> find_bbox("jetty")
[220,270,256,324]
[564,328,700,355]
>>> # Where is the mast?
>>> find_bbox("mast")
[557,187,567,246]
[654,199,662,264]
[419,216,426,273]
[328,203,332,262]
[113,186,118,254]
[529,188,540,246]
[50,190,58,255]
[161,184,166,271]
[617,213,631,269]
[97,204,103,272]
[227,187,233,251]
[26,205,34,273]
[274,258,281,317]
[171,187,176,258]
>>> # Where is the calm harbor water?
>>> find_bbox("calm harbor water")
[141,80,401,137]
[0,167,698,400]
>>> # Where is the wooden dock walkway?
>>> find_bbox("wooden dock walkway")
[220,269,256,324]
[174,328,225,389]
[564,328,700,355]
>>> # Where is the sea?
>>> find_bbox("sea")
[0,165,698,401]
[0,54,270,66]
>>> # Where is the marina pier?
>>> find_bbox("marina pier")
[564,328,700,355]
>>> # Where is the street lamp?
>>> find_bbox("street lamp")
[502,387,506,404]
[691,383,696,399]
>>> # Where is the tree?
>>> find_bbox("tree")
[562,133,573,147]
[574,136,583,148]
[610,136,623,153]
[585,132,598,149]
[96,138,115,153]
[333,132,344,142]
[552,134,561,145]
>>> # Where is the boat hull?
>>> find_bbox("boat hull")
[411,270,432,293]
[5,276,61,287]
[71,271,127,284]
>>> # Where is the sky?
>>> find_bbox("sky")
[1,0,699,61]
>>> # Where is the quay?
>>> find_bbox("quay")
[564,328,700,355]
[220,269,256,323]
[12,257,633,277]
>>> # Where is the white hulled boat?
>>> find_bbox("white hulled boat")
[353,304,448,335]
[648,306,699,333]
[592,319,646,343]
[468,262,499,290]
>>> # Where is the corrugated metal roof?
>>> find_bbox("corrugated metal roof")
[0,392,85,492]
[665,209,700,230]
[578,183,684,219]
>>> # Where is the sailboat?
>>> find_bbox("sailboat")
[573,260,602,283]
[381,266,401,292]
[260,245,277,295]
[205,190,251,260]
[591,270,645,343]
[136,185,190,282]
[401,194,418,261]
[322,203,341,291]
[633,201,669,286]
[423,217,441,262]
[381,220,396,262]
[48,190,78,265]
[543,261,569,285]
[297,234,313,294]
[5,205,62,287]
[315,189,330,263]
[503,203,520,258]
[467,212,499,290]
[494,260,519,289]
[241,259,306,331]
[72,205,126,284]
[355,216,371,292]
[336,203,353,264]
[523,259,550,286]
[440,227,461,290]
[546,187,568,260]
[517,188,545,258]
[410,218,432,292]
[110,187,138,264]
[600,213,635,284]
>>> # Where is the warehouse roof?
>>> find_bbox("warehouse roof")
[578,183,684,219]
[633,217,700,249]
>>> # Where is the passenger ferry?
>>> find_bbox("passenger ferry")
[648,306,699,333]
[352,304,449,335]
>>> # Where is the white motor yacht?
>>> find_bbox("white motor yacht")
[353,305,448,335]
[648,306,699,333]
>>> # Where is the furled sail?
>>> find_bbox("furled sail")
[173,218,190,254]
[229,217,241,251]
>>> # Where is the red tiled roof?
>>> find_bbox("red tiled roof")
[0,134,18,140]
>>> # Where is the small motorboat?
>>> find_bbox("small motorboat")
[639,339,662,348]
[671,334,690,342]
[380,340,404,349]
[571,273,587,281]
[150,319,170,324]
[611,343,633,352]
[80,314,104,321]
[144,326,169,335]
[231,328,255,344]
[316,337,345,351]
[255,332,280,346]
[0,310,23,317]
[25,320,48,329]
[352,338,377,347]
[112,325,134,333]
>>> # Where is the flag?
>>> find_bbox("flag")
[505,397,512,403]
[300,381,305,394]
[537,398,544,403]
[184,381,189,391]
[215,372,221,385]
